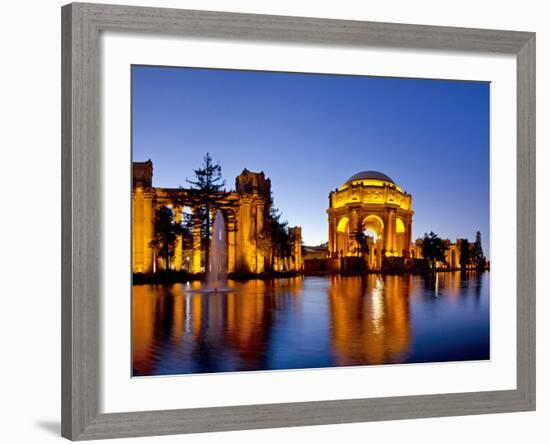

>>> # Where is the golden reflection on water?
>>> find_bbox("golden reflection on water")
[132,272,488,376]
[328,275,411,365]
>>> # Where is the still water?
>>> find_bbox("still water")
[132,272,489,376]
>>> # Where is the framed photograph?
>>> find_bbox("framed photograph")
[61,2,535,440]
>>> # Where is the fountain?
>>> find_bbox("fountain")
[203,211,231,292]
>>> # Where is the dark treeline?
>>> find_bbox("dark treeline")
[421,230,488,271]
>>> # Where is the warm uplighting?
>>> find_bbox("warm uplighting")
[336,216,350,233]
[339,178,403,193]
[132,161,302,275]
[328,171,413,268]
[396,218,405,233]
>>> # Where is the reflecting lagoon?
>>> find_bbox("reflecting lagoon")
[132,272,489,376]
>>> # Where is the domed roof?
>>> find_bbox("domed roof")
[345,171,395,184]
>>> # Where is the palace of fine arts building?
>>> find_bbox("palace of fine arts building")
[132,160,486,278]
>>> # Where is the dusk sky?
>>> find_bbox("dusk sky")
[132,66,490,256]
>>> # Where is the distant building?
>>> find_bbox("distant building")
[411,238,482,270]
[302,245,331,273]
[303,245,329,260]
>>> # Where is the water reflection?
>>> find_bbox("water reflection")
[328,275,412,366]
[132,272,489,376]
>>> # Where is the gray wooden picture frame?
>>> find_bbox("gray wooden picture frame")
[61,2,536,440]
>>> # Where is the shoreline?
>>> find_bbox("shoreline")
[132,268,489,285]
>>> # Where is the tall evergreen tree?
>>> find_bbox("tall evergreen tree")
[473,231,486,271]
[186,153,225,273]
[150,206,182,271]
[421,231,448,270]
[459,238,471,270]
[267,206,292,271]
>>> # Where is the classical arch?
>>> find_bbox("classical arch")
[337,216,349,233]
[334,216,350,257]
[395,217,405,233]
[362,214,384,237]
[361,214,385,269]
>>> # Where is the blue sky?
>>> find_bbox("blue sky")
[132,66,490,256]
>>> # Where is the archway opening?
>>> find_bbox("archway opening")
[396,218,405,233]
[335,216,350,257]
[361,215,384,269]
[395,217,406,255]
[362,215,384,239]
[363,228,378,242]
[337,216,349,233]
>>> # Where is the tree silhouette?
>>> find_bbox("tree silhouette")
[267,206,292,271]
[354,220,370,257]
[179,210,194,268]
[186,153,225,274]
[150,206,182,271]
[421,231,448,270]
[473,231,486,271]
[459,238,471,270]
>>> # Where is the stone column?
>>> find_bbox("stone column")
[227,212,236,273]
[174,206,183,271]
[249,204,257,273]
[350,208,359,235]
[256,203,265,273]
[132,189,144,273]
[383,210,391,255]
[295,227,302,271]
[328,214,335,257]
[192,213,202,273]
[405,220,412,258]
[333,218,338,257]
[288,227,302,271]
[389,210,397,254]
[236,199,252,273]
[235,204,244,273]
[142,190,154,273]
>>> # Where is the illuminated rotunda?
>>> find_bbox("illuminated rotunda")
[327,171,414,270]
